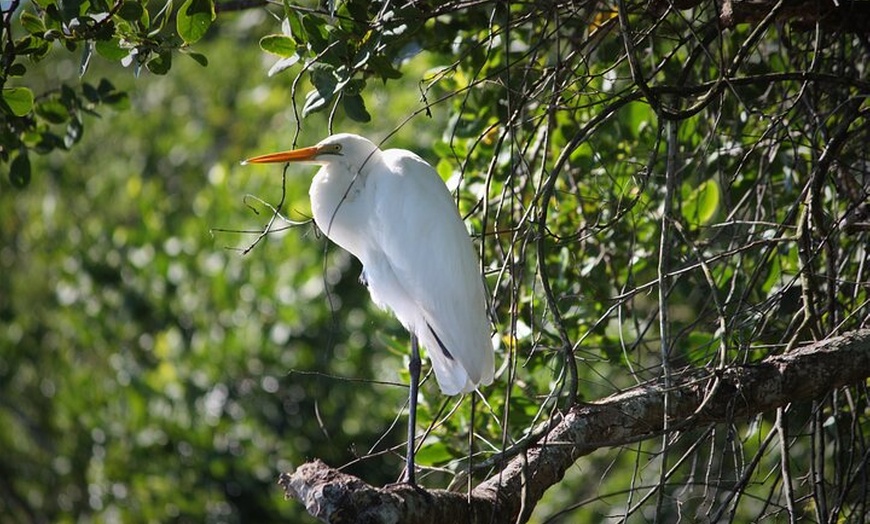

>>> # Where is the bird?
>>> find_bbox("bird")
[243,133,494,485]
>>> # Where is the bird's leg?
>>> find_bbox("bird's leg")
[405,334,421,486]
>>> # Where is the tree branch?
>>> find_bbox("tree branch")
[659,0,870,33]
[279,329,870,523]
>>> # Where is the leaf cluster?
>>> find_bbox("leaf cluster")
[258,0,421,122]
[1,0,214,186]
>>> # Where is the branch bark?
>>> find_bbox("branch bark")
[279,329,870,523]
[656,0,870,33]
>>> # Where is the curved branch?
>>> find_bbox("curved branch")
[280,329,870,523]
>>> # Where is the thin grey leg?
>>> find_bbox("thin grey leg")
[406,334,421,486]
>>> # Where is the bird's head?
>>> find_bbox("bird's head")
[242,133,380,170]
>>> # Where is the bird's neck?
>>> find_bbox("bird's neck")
[309,165,370,256]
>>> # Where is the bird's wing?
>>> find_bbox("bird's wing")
[369,149,494,395]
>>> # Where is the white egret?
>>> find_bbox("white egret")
[243,133,494,485]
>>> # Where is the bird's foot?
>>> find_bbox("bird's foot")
[384,471,424,491]
[384,480,425,493]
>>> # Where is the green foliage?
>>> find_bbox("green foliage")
[681,178,721,227]
[1,0,869,522]
[0,0,213,181]
[177,0,216,44]
[2,86,34,116]
[0,15,411,520]
[254,0,416,122]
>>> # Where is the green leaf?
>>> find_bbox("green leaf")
[282,8,304,43]
[104,91,130,110]
[435,158,452,181]
[267,55,299,77]
[342,94,370,122]
[95,80,129,109]
[35,99,70,123]
[413,440,454,466]
[82,82,100,103]
[368,55,402,81]
[9,152,31,188]
[2,87,34,116]
[177,0,215,44]
[341,78,365,96]
[343,0,370,24]
[19,12,46,34]
[259,34,296,58]
[97,78,117,96]
[95,37,128,61]
[44,4,63,24]
[184,51,208,67]
[146,51,172,75]
[301,14,328,53]
[117,1,144,21]
[309,63,337,97]
[61,0,83,21]
[15,35,50,57]
[681,179,720,226]
[90,0,110,12]
[8,63,26,77]
[625,101,653,139]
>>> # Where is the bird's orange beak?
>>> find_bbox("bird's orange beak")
[241,145,322,165]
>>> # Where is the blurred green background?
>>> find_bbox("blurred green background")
[1,10,450,522]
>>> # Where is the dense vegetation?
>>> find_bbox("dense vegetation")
[2,0,868,522]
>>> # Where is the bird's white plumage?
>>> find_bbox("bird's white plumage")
[303,134,494,395]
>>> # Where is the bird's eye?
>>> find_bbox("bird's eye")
[318,143,342,156]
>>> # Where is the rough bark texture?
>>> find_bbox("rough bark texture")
[654,0,870,32]
[280,329,870,523]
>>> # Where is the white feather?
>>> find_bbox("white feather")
[306,134,494,395]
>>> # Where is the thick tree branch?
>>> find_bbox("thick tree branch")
[719,0,870,32]
[280,329,870,523]
[657,0,870,33]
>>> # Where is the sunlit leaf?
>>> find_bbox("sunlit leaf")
[414,439,453,466]
[19,12,45,34]
[95,37,128,61]
[681,179,720,226]
[177,0,215,44]
[259,34,296,58]
[2,87,34,116]
[301,88,327,117]
[282,5,305,42]
[436,158,452,180]
[267,55,299,77]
